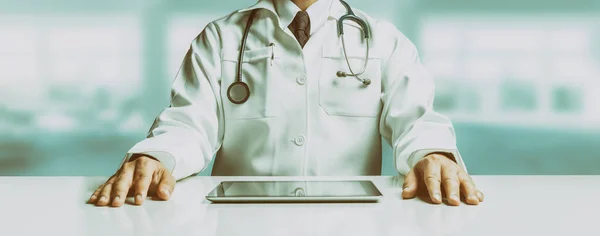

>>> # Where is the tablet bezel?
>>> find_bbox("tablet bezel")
[205,180,383,203]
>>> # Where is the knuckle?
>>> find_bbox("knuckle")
[429,154,444,161]
[445,164,459,173]
[462,179,476,189]
[103,182,113,188]
[458,172,470,181]
[422,157,434,165]
[426,175,441,183]
[155,167,165,176]
[120,168,134,177]
[135,171,148,180]
[94,186,104,193]
[137,155,149,162]
[123,161,134,168]
[443,177,458,185]
[106,176,117,184]
[100,186,112,194]
[113,184,129,193]
[113,180,130,190]
[135,157,149,167]
[115,177,130,186]
[134,182,148,191]
[114,175,125,183]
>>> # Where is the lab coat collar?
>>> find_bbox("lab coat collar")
[238,0,277,14]
[328,0,347,20]
[239,0,348,31]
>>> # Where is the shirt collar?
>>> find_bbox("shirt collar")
[274,0,333,35]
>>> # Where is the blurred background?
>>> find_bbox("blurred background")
[1,0,599,176]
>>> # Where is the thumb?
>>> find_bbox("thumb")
[402,169,418,199]
[156,169,176,200]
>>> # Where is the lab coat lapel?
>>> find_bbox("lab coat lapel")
[328,0,347,20]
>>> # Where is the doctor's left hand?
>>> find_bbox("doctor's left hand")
[401,153,484,206]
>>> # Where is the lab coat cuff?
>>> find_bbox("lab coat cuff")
[406,148,468,173]
[120,151,177,175]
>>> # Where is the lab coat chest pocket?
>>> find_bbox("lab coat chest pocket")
[221,47,279,119]
[319,42,382,117]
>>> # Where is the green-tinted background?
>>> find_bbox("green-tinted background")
[1,0,599,176]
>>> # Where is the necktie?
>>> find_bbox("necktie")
[288,11,311,48]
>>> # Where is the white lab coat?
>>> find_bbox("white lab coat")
[121,0,467,180]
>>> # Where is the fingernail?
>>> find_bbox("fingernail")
[468,194,477,201]
[433,192,442,201]
[450,193,459,201]
[161,188,171,197]
[477,192,484,200]
[113,196,121,204]
[90,195,97,201]
[135,194,143,203]
[402,186,411,192]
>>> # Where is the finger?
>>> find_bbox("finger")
[458,172,480,205]
[110,164,134,207]
[441,164,461,206]
[95,177,116,206]
[132,159,155,205]
[88,184,104,204]
[422,158,442,204]
[402,169,418,199]
[155,169,176,200]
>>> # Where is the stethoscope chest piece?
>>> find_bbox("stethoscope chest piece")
[227,81,250,104]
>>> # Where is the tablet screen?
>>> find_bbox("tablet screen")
[209,180,382,198]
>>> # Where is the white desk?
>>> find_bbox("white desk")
[1,176,598,236]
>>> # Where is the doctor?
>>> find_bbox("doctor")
[89,0,484,207]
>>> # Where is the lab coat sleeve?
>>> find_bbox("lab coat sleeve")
[120,22,224,180]
[378,22,468,175]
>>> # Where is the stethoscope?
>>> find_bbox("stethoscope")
[227,0,372,104]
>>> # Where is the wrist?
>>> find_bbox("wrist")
[425,152,457,163]
[130,154,160,163]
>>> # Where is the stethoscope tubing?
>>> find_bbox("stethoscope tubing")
[237,10,258,83]
[229,0,371,104]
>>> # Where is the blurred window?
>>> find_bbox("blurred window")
[0,15,143,134]
[500,80,537,111]
[433,84,458,112]
[421,16,597,122]
[551,86,583,113]
[0,22,41,107]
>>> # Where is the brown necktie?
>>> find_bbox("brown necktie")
[288,11,311,48]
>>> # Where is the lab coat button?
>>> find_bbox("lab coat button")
[294,135,306,146]
[296,75,307,85]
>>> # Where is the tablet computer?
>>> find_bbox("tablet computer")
[206,180,383,203]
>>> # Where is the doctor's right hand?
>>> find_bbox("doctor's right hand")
[87,155,176,207]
